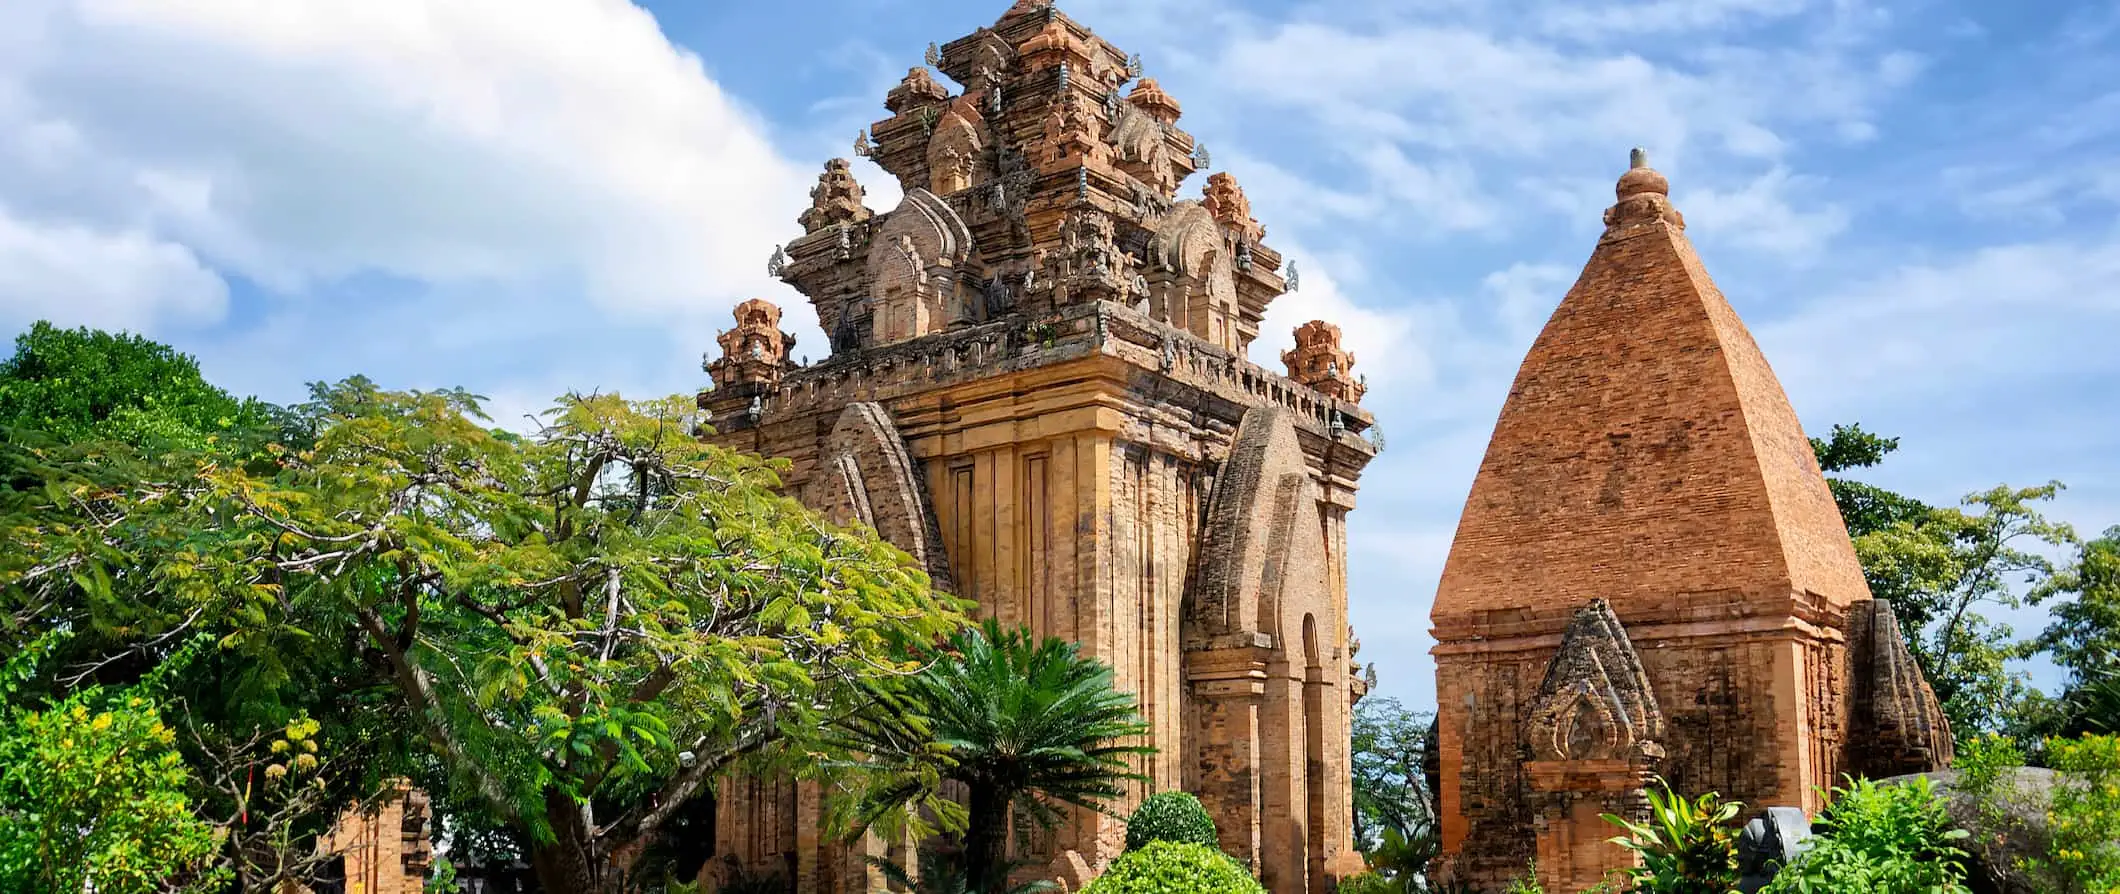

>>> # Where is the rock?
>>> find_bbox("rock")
[1880,768,2061,894]
[1737,807,1813,893]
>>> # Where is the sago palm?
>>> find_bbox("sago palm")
[843,619,1152,893]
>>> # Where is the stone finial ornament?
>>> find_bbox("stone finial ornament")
[1282,319,1365,402]
[1127,78,1182,125]
[1604,147,1685,233]
[708,299,796,390]
[800,159,873,233]
[1202,172,1265,242]
[885,67,949,114]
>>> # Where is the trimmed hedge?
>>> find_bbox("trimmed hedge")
[1124,792,1219,852]
[1082,841,1265,894]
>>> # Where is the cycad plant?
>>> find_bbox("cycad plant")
[1601,778,1744,894]
[843,619,1152,893]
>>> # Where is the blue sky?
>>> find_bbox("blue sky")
[1,0,2114,711]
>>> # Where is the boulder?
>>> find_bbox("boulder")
[1880,768,2061,894]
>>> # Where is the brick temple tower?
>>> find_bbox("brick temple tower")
[1428,151,1951,892]
[697,4,1376,893]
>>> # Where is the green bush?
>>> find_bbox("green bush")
[1600,778,1742,893]
[1761,775,1970,894]
[1081,841,1263,894]
[1334,872,1394,894]
[1124,792,1220,851]
[2032,734,2120,893]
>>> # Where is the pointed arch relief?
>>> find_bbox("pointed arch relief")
[865,189,974,344]
[926,102,987,196]
[818,402,955,593]
[1191,407,1332,653]
[1523,599,1665,768]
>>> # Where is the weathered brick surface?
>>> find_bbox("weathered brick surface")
[1431,154,1947,893]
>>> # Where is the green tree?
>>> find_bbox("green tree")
[10,377,968,894]
[847,619,1151,893]
[0,321,287,455]
[1810,424,2079,735]
[2038,528,2120,735]
[1349,697,1436,848]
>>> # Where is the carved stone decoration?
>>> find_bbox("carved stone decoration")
[767,245,788,278]
[800,159,873,233]
[819,402,955,594]
[1192,142,1211,170]
[1285,261,1301,292]
[707,299,796,390]
[1126,52,1144,80]
[1234,239,1253,273]
[1847,599,1954,778]
[1523,599,1666,766]
[1127,78,1182,126]
[1203,172,1265,242]
[1057,207,1127,304]
[982,274,1015,318]
[1514,599,1667,892]
[1603,147,1686,235]
[885,66,949,115]
[926,99,987,195]
[854,129,873,158]
[865,188,973,344]
[1282,320,1366,402]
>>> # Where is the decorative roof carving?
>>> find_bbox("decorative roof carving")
[707,299,795,389]
[1203,172,1265,242]
[799,159,872,233]
[1283,320,1365,402]
[1127,78,1182,125]
[821,402,955,593]
[1603,147,1686,235]
[1847,599,1954,777]
[885,67,950,115]
[1524,599,1666,766]
[1018,17,1090,60]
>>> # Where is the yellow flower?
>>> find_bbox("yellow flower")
[91,713,112,732]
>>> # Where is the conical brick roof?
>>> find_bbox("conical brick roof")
[1433,151,1869,624]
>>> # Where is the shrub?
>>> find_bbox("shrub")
[1761,775,1970,894]
[2031,734,2120,893]
[1600,778,1743,893]
[1500,861,1545,894]
[1335,872,1395,894]
[1124,792,1220,851]
[1081,841,1264,894]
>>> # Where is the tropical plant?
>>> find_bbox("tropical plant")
[1125,791,1218,851]
[1351,697,1437,849]
[1600,778,1743,894]
[1078,841,1263,894]
[1500,861,1545,894]
[1761,775,1970,894]
[0,320,289,454]
[844,619,1152,894]
[868,847,1057,894]
[1360,825,1438,893]
[1336,872,1396,894]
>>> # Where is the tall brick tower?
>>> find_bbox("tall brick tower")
[697,4,1377,893]
[1428,151,1951,892]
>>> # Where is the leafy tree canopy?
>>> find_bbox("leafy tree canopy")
[0,321,286,454]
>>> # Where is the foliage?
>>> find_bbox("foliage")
[1500,862,1545,894]
[1078,841,1264,894]
[1124,791,1218,851]
[1362,826,1439,894]
[1336,872,1396,894]
[1351,697,1436,848]
[2028,735,2120,893]
[0,635,224,894]
[2038,527,2120,736]
[4,374,968,894]
[868,848,1057,894]
[1600,778,1743,894]
[1760,776,1970,894]
[844,619,1150,893]
[0,321,287,455]
[1812,426,2079,736]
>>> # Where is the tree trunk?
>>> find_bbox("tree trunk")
[531,789,613,894]
[964,785,1007,893]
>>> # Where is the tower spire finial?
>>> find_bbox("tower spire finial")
[1630,147,1649,170]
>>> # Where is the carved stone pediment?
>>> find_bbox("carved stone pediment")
[819,402,954,593]
[1524,599,1665,770]
[1847,599,1953,776]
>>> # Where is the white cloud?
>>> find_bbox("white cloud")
[1682,166,1850,260]
[0,204,227,330]
[0,0,806,332]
